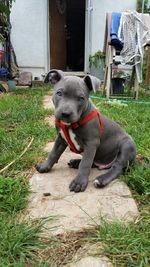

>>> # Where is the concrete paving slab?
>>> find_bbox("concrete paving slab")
[44,115,55,127]
[64,243,113,267]
[28,142,139,235]
[65,256,113,267]
[18,71,32,86]
[43,95,54,109]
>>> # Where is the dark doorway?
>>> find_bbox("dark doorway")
[49,0,85,71]
[49,0,66,70]
[66,0,85,71]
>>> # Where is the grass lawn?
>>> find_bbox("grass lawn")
[0,87,58,267]
[0,87,150,266]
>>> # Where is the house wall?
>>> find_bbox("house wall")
[91,0,137,55]
[10,0,137,78]
[10,0,49,79]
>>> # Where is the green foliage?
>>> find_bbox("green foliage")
[0,214,57,267]
[0,87,59,266]
[90,216,150,266]
[0,176,29,213]
[0,87,55,177]
[89,51,105,68]
[123,165,150,203]
[0,0,15,42]
[137,0,150,13]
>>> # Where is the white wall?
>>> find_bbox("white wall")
[91,0,137,55]
[10,0,49,79]
[10,0,137,77]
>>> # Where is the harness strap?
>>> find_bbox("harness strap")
[71,110,103,130]
[55,121,82,153]
[55,110,104,153]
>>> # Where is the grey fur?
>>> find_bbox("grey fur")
[36,70,136,193]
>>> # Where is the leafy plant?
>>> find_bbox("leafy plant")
[137,0,150,13]
[0,0,15,42]
[89,51,105,68]
[112,69,125,78]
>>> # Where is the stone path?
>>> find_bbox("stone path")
[65,243,114,267]
[27,95,139,266]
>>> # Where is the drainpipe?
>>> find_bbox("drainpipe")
[84,0,93,73]
[142,0,145,13]
[44,0,50,74]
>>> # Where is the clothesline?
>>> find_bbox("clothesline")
[109,11,150,83]
[103,11,150,99]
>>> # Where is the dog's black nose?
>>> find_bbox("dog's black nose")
[62,111,71,118]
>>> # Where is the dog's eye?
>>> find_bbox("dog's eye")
[56,91,62,96]
[78,96,85,102]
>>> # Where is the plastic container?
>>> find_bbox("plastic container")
[7,80,16,91]
[112,78,125,94]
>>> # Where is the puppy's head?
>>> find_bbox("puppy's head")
[45,69,100,123]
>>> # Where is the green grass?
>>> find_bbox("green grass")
[0,87,150,266]
[0,176,29,213]
[89,214,150,267]
[0,87,58,266]
[0,214,58,267]
[0,87,55,177]
[123,165,150,204]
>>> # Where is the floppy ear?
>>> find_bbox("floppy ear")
[84,75,101,92]
[44,69,64,84]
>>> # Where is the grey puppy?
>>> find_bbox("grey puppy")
[36,69,136,193]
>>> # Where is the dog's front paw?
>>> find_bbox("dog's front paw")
[69,176,88,192]
[35,161,51,173]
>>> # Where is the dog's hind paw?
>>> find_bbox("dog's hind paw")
[93,177,108,188]
[68,159,81,169]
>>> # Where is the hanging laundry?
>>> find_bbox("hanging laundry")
[120,11,150,82]
[110,12,123,51]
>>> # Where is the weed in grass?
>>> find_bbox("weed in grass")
[36,231,87,267]
[0,88,60,266]
[0,214,58,267]
[0,176,29,213]
[0,87,56,177]
[89,216,150,267]
[122,165,150,204]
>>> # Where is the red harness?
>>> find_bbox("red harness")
[55,110,104,154]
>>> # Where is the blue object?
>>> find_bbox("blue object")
[0,68,9,77]
[110,12,123,51]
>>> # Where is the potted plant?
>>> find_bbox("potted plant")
[111,69,126,94]
[89,51,105,80]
